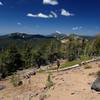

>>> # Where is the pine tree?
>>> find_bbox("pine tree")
[5,44,23,74]
[23,43,32,68]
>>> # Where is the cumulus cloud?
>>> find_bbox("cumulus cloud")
[72,26,82,30]
[27,11,58,19]
[43,0,58,5]
[0,1,3,6]
[50,11,58,18]
[27,9,75,19]
[27,13,53,19]
[61,9,74,16]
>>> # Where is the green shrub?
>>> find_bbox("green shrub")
[10,73,22,87]
[39,93,47,100]
[46,73,53,89]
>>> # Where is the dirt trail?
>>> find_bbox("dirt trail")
[0,61,100,100]
[46,61,100,100]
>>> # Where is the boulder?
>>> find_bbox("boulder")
[91,77,100,91]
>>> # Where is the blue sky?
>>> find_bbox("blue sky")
[0,0,100,35]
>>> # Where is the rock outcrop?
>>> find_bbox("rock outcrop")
[91,77,100,91]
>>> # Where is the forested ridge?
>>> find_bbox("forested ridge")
[0,33,100,78]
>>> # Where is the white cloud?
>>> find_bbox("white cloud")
[72,27,78,30]
[72,26,82,30]
[61,9,74,16]
[43,0,58,5]
[17,22,22,25]
[27,9,74,19]
[27,13,53,19]
[50,11,58,18]
[0,1,3,6]
[27,11,58,19]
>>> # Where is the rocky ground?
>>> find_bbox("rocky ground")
[0,60,100,100]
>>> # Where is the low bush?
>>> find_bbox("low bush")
[10,73,23,87]
[46,73,53,89]
[39,93,47,100]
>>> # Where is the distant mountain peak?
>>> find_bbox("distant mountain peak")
[55,31,62,34]
[50,31,67,39]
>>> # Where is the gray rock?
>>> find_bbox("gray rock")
[91,77,100,91]
[0,85,6,91]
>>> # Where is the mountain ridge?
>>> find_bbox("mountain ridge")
[0,32,95,40]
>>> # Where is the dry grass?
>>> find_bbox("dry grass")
[84,64,92,69]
